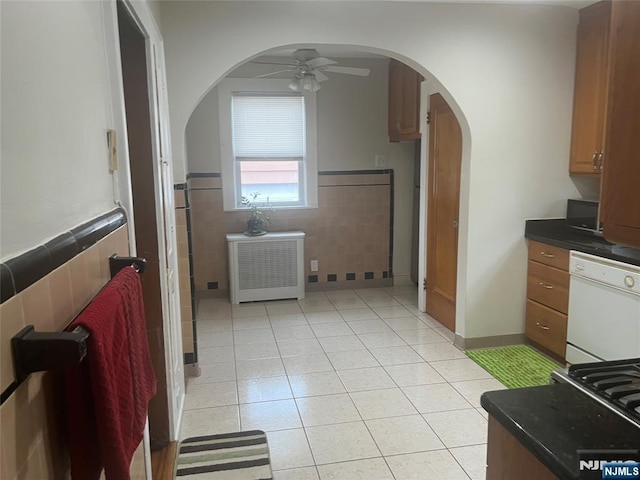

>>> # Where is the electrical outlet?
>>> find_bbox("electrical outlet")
[310,260,318,272]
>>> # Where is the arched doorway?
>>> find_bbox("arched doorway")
[179,44,470,364]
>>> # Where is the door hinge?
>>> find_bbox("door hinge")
[423,278,427,289]
[426,112,431,125]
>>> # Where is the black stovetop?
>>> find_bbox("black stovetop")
[567,358,640,425]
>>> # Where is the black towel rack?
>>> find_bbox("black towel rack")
[10,255,146,384]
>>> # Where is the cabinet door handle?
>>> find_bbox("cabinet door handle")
[539,282,554,289]
[598,152,604,171]
[592,153,598,170]
[536,322,550,331]
[540,252,555,258]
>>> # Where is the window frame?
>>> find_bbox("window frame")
[218,78,318,211]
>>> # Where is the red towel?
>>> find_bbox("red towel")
[64,267,157,480]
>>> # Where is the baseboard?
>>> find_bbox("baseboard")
[454,333,526,350]
[196,289,229,300]
[184,363,201,379]
[306,278,393,292]
[392,274,413,286]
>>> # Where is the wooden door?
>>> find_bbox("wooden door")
[569,1,611,175]
[425,93,462,331]
[601,0,640,248]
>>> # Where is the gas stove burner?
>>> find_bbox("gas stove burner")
[552,358,640,428]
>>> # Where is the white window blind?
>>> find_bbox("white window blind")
[218,78,318,211]
[232,94,305,160]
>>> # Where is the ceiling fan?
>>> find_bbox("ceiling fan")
[251,48,371,93]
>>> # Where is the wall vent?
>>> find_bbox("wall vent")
[227,231,305,304]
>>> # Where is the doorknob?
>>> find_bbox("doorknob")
[453,220,458,228]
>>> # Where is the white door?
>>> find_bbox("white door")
[150,42,185,439]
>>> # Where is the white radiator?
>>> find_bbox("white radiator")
[226,231,305,304]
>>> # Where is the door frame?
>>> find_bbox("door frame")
[101,0,185,450]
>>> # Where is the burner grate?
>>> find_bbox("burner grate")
[568,359,640,422]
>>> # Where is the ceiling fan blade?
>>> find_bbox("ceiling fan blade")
[322,66,371,77]
[255,69,295,78]
[307,57,337,68]
[314,71,329,82]
[251,61,296,67]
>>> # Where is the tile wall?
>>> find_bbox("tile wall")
[175,185,196,363]
[0,225,147,479]
[187,170,393,298]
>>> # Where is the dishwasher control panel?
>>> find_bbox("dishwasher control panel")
[570,251,640,295]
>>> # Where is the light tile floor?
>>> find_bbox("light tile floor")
[181,286,506,480]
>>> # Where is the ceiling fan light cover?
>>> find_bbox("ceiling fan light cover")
[298,73,321,93]
[288,77,301,92]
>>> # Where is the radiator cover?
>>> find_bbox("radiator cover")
[227,231,305,304]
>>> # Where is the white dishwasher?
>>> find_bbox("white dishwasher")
[567,251,640,364]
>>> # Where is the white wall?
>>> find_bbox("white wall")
[160,1,583,339]
[143,0,163,31]
[0,1,118,260]
[186,88,221,173]
[185,58,416,279]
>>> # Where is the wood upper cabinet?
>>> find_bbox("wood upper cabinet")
[600,0,640,248]
[569,1,611,175]
[388,59,423,142]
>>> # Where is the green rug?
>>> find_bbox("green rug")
[466,345,561,388]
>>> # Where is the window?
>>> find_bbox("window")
[219,79,317,210]
[232,94,304,205]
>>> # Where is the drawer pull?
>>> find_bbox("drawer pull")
[539,282,554,289]
[540,252,555,258]
[536,322,550,331]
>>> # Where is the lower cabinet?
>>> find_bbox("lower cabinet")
[487,416,557,480]
[525,241,569,360]
[525,300,568,359]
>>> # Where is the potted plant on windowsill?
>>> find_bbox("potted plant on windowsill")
[242,192,275,236]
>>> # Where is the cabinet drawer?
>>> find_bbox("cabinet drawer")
[528,241,570,270]
[525,299,567,358]
[527,261,570,314]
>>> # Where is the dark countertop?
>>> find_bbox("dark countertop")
[525,219,640,267]
[481,384,640,480]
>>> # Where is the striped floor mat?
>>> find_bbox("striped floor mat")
[175,430,272,479]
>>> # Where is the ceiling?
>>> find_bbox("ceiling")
[229,0,596,72]
[190,0,596,8]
